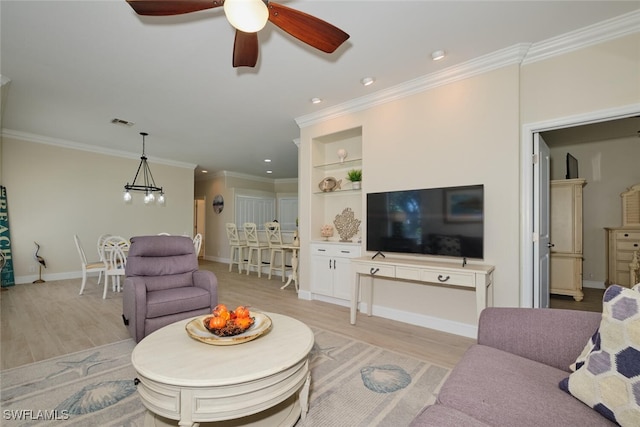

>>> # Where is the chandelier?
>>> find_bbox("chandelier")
[123,132,165,205]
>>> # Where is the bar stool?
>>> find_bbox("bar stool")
[265,221,293,282]
[225,223,247,273]
[244,223,269,277]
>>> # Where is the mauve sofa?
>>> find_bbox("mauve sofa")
[411,307,615,426]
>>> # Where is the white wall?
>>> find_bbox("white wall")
[521,34,640,125]
[2,135,195,283]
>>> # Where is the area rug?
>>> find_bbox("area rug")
[0,328,450,426]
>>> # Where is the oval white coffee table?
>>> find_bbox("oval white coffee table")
[131,312,314,427]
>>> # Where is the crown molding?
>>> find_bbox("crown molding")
[522,9,640,65]
[275,177,298,185]
[296,43,530,128]
[212,170,298,185]
[219,170,275,184]
[1,129,196,170]
[296,10,639,129]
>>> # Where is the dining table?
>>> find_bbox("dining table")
[280,244,299,292]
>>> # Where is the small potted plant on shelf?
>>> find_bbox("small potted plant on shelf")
[346,169,362,190]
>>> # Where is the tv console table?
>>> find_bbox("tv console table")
[350,256,495,325]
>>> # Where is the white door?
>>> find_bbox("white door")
[533,133,551,308]
[194,198,205,257]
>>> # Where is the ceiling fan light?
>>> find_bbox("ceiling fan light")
[224,0,269,33]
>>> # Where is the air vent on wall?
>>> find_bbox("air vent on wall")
[111,118,135,126]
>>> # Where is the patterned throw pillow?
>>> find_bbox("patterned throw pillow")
[570,284,640,372]
[559,284,640,426]
[570,328,601,372]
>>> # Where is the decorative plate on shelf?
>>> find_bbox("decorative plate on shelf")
[318,177,342,192]
[185,312,272,346]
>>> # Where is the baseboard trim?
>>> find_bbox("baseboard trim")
[15,271,85,285]
[367,303,478,339]
[302,292,476,338]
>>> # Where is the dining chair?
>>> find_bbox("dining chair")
[96,233,112,284]
[243,222,269,277]
[265,221,293,282]
[103,244,127,298]
[225,223,247,274]
[74,234,106,296]
[193,233,202,258]
[101,235,130,296]
[102,235,130,254]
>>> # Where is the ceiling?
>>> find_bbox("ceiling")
[2,1,639,180]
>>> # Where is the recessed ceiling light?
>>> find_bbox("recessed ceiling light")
[266,170,273,174]
[311,97,322,104]
[431,50,446,61]
[201,170,208,174]
[361,77,375,86]
[264,159,271,163]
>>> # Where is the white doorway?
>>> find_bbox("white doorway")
[520,103,640,308]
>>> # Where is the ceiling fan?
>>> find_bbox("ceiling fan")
[126,0,350,67]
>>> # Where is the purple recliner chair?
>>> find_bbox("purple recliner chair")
[122,235,218,342]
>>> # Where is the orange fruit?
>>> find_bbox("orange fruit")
[212,304,228,316]
[235,306,250,319]
[209,316,226,329]
[235,316,253,330]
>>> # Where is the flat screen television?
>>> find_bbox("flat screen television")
[367,184,484,259]
[566,153,578,179]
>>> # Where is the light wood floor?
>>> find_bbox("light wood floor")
[0,260,475,371]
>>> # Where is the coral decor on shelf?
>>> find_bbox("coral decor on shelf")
[333,208,361,242]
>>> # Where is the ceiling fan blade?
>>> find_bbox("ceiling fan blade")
[233,30,259,68]
[266,2,349,53]
[126,0,221,16]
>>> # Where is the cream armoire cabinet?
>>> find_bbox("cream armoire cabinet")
[550,179,586,301]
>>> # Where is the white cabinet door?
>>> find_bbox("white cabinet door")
[310,254,333,296]
[333,257,353,300]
